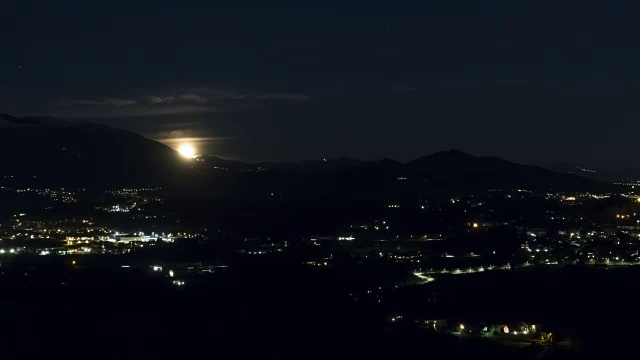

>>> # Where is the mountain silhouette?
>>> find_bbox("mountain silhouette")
[400,149,602,190]
[0,114,188,188]
[0,115,610,194]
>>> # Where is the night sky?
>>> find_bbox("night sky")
[3,1,640,167]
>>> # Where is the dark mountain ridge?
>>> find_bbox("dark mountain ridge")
[0,114,188,188]
[0,115,611,195]
[546,162,640,182]
[196,150,611,201]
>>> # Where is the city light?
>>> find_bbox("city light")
[5,23,640,353]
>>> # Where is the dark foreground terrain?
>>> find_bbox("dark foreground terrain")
[0,249,637,359]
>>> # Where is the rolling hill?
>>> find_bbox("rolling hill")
[0,114,189,188]
[0,114,610,195]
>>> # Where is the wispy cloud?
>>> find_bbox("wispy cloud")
[52,87,310,117]
[178,93,209,104]
[156,136,230,144]
[147,96,176,104]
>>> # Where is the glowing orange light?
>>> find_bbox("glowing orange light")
[178,144,196,158]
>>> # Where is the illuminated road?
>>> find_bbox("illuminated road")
[412,272,436,283]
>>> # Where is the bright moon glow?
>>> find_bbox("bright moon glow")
[178,144,196,158]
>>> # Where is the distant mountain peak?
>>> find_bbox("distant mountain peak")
[406,149,477,169]
[0,114,185,188]
[431,149,474,157]
[0,114,78,128]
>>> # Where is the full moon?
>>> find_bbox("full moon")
[178,144,196,158]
